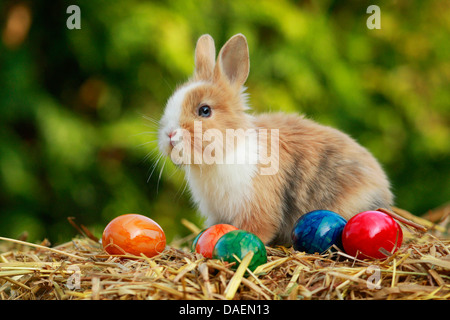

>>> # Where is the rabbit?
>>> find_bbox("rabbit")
[158,33,393,246]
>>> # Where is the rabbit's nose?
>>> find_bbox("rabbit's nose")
[168,130,179,147]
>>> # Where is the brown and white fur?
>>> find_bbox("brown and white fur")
[158,34,393,245]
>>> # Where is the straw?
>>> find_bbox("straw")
[0,205,448,300]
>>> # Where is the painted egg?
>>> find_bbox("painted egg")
[191,228,207,252]
[342,210,403,259]
[212,230,267,272]
[102,213,166,258]
[195,224,238,258]
[291,210,347,254]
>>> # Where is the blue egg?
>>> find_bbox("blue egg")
[291,210,347,254]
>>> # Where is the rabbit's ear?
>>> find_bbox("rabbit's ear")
[214,34,249,88]
[194,34,216,81]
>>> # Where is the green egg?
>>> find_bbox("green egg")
[212,230,267,272]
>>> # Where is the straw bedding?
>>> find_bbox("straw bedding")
[0,206,449,300]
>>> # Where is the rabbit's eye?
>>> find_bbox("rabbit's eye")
[198,105,211,118]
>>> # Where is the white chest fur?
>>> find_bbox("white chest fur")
[185,146,257,225]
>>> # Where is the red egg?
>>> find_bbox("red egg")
[102,214,166,258]
[195,224,239,258]
[342,210,403,259]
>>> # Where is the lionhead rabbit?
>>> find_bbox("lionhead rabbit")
[158,34,393,245]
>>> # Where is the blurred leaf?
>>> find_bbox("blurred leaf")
[0,0,448,243]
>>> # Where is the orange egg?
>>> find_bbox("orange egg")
[195,224,239,258]
[102,214,166,258]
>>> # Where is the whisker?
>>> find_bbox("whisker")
[156,158,166,194]
[137,112,161,132]
[132,131,159,137]
[147,153,163,183]
[142,148,159,164]
[166,165,179,180]
[141,114,161,125]
[175,165,190,202]
[136,140,159,148]
[180,175,190,198]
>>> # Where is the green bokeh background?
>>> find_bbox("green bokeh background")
[0,0,448,244]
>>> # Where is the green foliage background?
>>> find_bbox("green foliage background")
[0,0,449,244]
